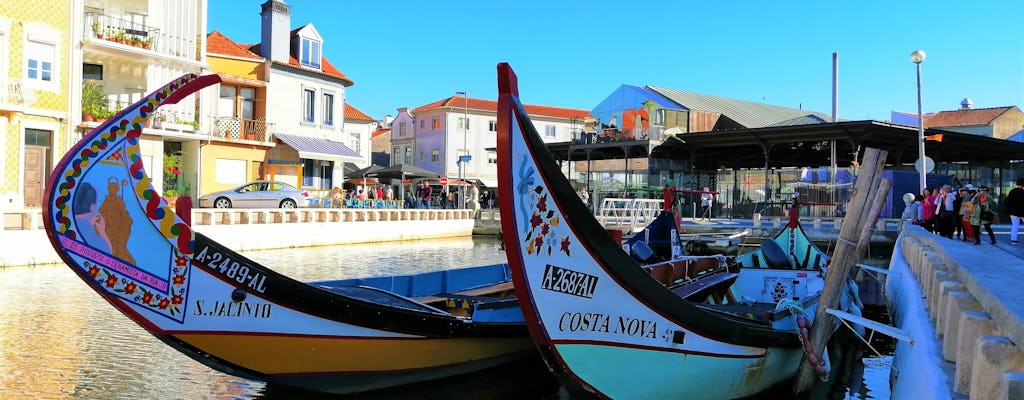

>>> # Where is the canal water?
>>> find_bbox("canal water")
[0,236,893,399]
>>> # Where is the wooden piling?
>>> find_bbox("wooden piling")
[794,147,889,393]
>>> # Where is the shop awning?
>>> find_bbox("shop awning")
[275,133,362,162]
[476,178,499,188]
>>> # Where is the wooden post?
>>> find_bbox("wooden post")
[793,147,888,393]
[854,179,892,263]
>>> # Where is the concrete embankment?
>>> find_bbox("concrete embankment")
[0,208,481,267]
[892,225,1024,400]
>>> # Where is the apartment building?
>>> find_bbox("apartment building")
[391,95,588,188]
[0,1,76,210]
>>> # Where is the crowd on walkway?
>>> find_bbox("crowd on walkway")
[901,178,1024,245]
[320,182,499,210]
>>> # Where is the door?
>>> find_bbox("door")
[23,145,47,207]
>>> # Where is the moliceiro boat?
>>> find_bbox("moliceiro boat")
[496,63,858,399]
[42,74,532,394]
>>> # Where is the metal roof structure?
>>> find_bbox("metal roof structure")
[647,86,833,128]
[547,120,1024,170]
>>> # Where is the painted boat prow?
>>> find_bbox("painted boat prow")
[496,63,816,399]
[43,74,534,394]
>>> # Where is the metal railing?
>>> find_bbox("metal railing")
[84,12,198,60]
[212,117,274,142]
[572,126,668,144]
[0,78,23,105]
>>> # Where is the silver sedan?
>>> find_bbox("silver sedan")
[198,181,310,208]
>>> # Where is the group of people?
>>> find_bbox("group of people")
[902,178,1024,245]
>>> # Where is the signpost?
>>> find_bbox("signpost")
[440,177,448,185]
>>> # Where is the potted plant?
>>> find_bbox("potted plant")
[142,37,153,50]
[81,80,105,122]
[91,20,102,39]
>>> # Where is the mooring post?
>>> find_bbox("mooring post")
[794,147,888,394]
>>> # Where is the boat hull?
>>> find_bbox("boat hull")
[42,74,533,394]
[495,64,813,399]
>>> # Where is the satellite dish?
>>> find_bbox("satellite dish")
[914,156,935,173]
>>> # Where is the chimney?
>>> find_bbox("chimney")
[960,98,973,110]
[260,0,291,63]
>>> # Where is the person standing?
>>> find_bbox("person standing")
[972,185,997,245]
[960,189,975,242]
[1006,178,1024,244]
[920,188,936,233]
[934,184,956,238]
[384,185,394,202]
[700,187,714,220]
[952,187,965,239]
[900,193,920,225]
[420,182,433,209]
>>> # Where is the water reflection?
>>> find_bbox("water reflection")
[0,236,891,399]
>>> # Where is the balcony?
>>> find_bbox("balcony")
[0,78,24,107]
[212,117,275,143]
[84,12,198,61]
[571,127,668,145]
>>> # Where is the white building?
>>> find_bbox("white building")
[391,94,588,188]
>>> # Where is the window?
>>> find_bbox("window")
[458,117,470,130]
[399,122,407,136]
[302,88,315,123]
[545,125,556,137]
[431,148,439,163]
[214,158,246,184]
[404,147,412,164]
[487,151,497,164]
[349,132,360,154]
[26,40,54,83]
[83,63,103,81]
[419,119,424,129]
[392,147,400,156]
[240,87,256,120]
[489,120,497,132]
[300,37,321,69]
[432,117,440,130]
[418,150,424,162]
[322,92,334,126]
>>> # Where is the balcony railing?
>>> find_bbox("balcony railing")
[0,78,24,105]
[84,12,198,60]
[213,117,274,143]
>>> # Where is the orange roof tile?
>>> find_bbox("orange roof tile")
[206,30,262,60]
[240,42,354,86]
[345,103,373,121]
[371,128,391,138]
[925,106,1015,128]
[414,96,589,119]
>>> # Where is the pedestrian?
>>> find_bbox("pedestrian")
[469,184,481,211]
[920,188,936,233]
[971,185,997,245]
[900,193,920,225]
[700,187,714,220]
[933,185,956,238]
[953,187,965,239]
[420,182,433,209]
[385,185,394,202]
[960,189,975,242]
[487,190,496,209]
[1006,178,1024,244]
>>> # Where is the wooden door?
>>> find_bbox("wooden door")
[23,146,47,207]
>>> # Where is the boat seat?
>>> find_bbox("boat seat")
[758,239,793,269]
[670,272,738,301]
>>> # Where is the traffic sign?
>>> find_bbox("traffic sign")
[440,177,448,185]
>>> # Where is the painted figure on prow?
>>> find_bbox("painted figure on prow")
[98,177,136,264]
[72,182,112,253]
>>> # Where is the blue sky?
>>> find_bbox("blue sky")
[208,1,1023,122]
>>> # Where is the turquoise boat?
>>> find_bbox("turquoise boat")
[496,63,848,399]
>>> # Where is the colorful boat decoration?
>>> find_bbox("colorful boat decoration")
[42,74,534,394]
[496,63,851,399]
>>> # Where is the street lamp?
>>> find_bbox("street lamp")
[455,91,469,208]
[911,49,926,192]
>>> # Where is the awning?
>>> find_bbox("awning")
[476,178,499,188]
[275,133,362,162]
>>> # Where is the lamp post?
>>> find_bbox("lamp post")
[911,49,926,192]
[455,91,469,208]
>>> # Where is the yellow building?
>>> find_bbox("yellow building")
[0,1,75,210]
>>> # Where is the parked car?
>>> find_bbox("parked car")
[198,181,310,208]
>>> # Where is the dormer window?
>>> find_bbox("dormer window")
[300,37,321,69]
